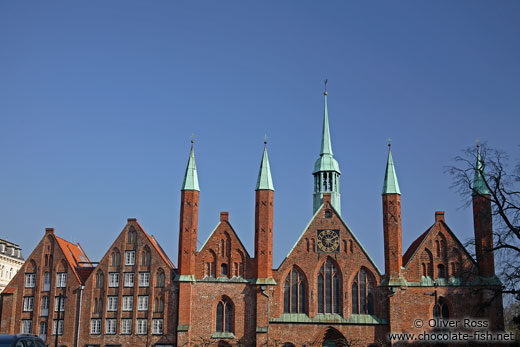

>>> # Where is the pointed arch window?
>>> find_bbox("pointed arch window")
[352,269,375,315]
[95,271,104,289]
[317,258,341,314]
[155,270,165,287]
[216,297,233,333]
[141,250,151,266]
[283,267,306,313]
[437,264,446,279]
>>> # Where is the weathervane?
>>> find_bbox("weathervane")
[190,133,195,144]
[388,138,392,148]
[324,79,328,95]
[264,134,268,145]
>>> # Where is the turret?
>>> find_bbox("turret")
[382,144,403,282]
[313,86,341,215]
[472,145,495,277]
[254,142,275,282]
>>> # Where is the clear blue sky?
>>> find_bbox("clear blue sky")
[1,1,519,271]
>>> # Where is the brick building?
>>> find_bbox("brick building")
[0,91,504,346]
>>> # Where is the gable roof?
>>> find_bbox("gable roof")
[402,220,477,268]
[280,202,382,275]
[199,219,251,258]
[132,220,175,270]
[54,235,92,284]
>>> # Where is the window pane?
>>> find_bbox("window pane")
[216,302,223,332]
[225,301,233,332]
[317,273,324,313]
[352,283,358,314]
[283,276,290,313]
[333,274,340,314]
[299,279,305,313]
[291,269,297,313]
[325,261,332,313]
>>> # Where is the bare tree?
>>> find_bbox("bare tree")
[447,144,520,326]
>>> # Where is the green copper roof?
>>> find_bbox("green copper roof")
[382,147,401,195]
[313,92,340,174]
[473,147,490,195]
[181,144,200,191]
[255,146,274,191]
[320,94,333,156]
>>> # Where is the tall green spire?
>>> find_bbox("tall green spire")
[181,142,200,191]
[256,143,274,191]
[313,84,341,215]
[473,145,490,195]
[382,145,401,195]
[320,92,333,156]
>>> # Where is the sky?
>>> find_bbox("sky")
[1,1,519,272]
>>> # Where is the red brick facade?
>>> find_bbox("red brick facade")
[0,157,505,347]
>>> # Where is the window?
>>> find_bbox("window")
[156,271,165,287]
[283,267,306,313]
[39,321,47,337]
[137,319,147,334]
[56,273,67,288]
[21,319,32,334]
[138,296,148,311]
[220,263,228,276]
[25,273,35,288]
[107,296,118,311]
[43,272,50,291]
[121,319,132,334]
[125,251,136,265]
[54,296,65,312]
[152,319,163,334]
[52,320,63,335]
[325,210,332,218]
[109,273,120,287]
[139,272,150,287]
[23,297,34,312]
[128,228,137,243]
[122,296,133,311]
[124,272,135,287]
[95,272,104,288]
[41,296,49,316]
[352,269,375,315]
[154,298,164,313]
[437,264,446,279]
[317,258,341,314]
[106,319,117,334]
[216,297,233,333]
[90,319,101,334]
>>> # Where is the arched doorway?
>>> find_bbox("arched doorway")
[312,326,347,347]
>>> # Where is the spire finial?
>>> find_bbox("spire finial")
[190,133,195,144]
[476,138,480,148]
[324,79,328,95]
[264,134,268,145]
[387,137,392,148]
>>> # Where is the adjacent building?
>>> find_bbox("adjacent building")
[0,239,24,293]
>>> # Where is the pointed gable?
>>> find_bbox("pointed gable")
[402,211,477,282]
[54,235,92,283]
[196,212,251,280]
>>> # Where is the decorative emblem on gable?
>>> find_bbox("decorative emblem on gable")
[317,229,340,253]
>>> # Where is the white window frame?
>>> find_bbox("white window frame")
[152,319,163,334]
[139,272,150,287]
[107,296,118,312]
[23,296,34,312]
[21,319,32,334]
[121,318,132,335]
[125,251,135,265]
[25,273,35,288]
[52,319,64,335]
[56,272,67,288]
[54,296,65,312]
[108,272,120,287]
[124,272,134,287]
[136,319,147,335]
[122,296,133,311]
[41,296,49,316]
[90,319,101,334]
[43,272,51,291]
[138,295,148,311]
[105,319,117,335]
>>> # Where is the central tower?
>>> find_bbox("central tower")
[313,87,341,215]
